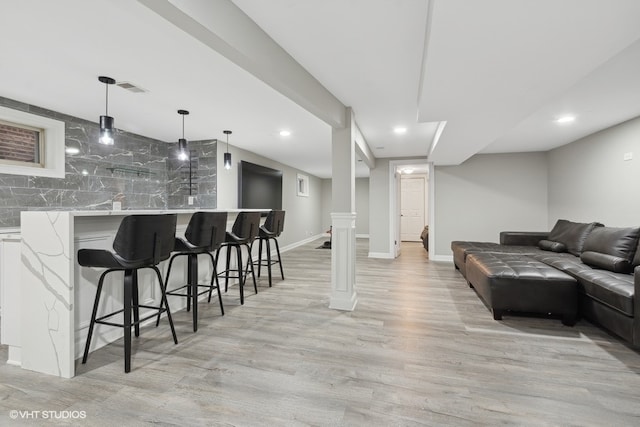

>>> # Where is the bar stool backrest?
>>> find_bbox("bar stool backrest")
[264,210,285,237]
[185,211,228,251]
[231,211,261,242]
[113,214,177,265]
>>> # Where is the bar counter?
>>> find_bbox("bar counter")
[14,209,264,378]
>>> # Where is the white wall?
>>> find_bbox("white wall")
[321,178,332,231]
[217,143,323,247]
[320,177,370,236]
[369,159,391,255]
[433,152,549,258]
[355,178,370,236]
[548,115,640,228]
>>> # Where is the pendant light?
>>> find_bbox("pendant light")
[223,130,232,170]
[98,76,116,145]
[177,109,189,161]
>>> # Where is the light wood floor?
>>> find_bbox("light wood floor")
[1,239,640,426]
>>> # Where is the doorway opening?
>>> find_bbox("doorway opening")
[389,160,430,258]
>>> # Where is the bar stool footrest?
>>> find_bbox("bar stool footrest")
[95,306,168,328]
[166,284,220,298]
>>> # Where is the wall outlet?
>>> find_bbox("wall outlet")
[112,201,121,210]
[624,152,633,161]
[188,196,195,205]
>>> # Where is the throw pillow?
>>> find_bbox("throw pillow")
[580,226,640,273]
[538,239,567,252]
[547,219,602,256]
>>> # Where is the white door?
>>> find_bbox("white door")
[400,177,426,242]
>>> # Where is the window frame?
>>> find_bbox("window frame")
[0,118,45,168]
[0,105,65,178]
[296,173,309,197]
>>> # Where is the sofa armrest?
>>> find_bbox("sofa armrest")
[634,266,640,346]
[499,231,549,246]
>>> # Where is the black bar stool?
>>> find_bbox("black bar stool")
[216,211,261,305]
[78,214,178,373]
[158,211,227,332]
[255,210,285,287]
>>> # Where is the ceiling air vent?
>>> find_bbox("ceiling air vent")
[116,81,147,93]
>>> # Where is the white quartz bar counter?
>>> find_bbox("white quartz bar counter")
[16,209,268,378]
[55,208,266,216]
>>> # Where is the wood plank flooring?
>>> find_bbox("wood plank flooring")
[1,239,640,426]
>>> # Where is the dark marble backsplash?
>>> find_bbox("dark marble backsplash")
[0,96,217,228]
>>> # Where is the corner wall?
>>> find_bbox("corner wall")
[368,159,391,255]
[548,115,640,227]
[433,152,549,258]
[216,142,323,248]
[320,177,370,236]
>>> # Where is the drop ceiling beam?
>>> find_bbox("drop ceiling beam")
[139,0,346,129]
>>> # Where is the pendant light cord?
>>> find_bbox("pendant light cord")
[104,82,109,115]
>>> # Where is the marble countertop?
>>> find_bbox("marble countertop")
[20,208,269,217]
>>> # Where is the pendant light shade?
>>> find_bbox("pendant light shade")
[223,130,232,170]
[98,76,116,145]
[177,109,189,161]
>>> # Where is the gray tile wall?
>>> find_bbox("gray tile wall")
[0,97,217,228]
[166,139,218,209]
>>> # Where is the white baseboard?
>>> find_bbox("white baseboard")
[429,254,454,263]
[368,252,394,259]
[356,234,370,239]
[279,233,325,253]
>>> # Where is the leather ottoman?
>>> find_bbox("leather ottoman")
[465,252,578,325]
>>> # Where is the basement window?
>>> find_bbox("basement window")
[0,105,65,178]
[0,119,44,168]
[297,173,309,197]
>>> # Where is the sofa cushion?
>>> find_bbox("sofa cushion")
[538,239,567,253]
[580,226,640,273]
[581,252,632,273]
[531,252,589,277]
[547,219,601,256]
[631,238,640,268]
[532,252,634,316]
[573,269,635,316]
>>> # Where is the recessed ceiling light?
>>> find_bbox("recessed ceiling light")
[393,127,407,134]
[556,115,576,124]
[279,130,291,137]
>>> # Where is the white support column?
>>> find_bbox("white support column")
[329,212,357,310]
[330,108,358,311]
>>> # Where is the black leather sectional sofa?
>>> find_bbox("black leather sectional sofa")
[451,220,640,348]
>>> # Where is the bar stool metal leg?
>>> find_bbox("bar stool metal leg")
[257,238,263,278]
[206,252,224,315]
[188,253,198,332]
[224,245,232,293]
[236,244,245,305]
[246,243,258,293]
[132,270,140,338]
[153,266,178,345]
[274,237,285,280]
[123,269,133,373]
[82,269,111,364]
[266,238,273,287]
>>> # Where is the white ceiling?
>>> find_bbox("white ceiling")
[1,0,640,179]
